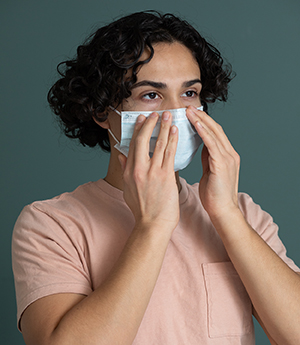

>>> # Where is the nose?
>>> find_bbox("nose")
[161,97,185,111]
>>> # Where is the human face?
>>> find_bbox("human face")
[123,41,202,111]
[107,42,202,140]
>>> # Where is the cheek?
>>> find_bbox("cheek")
[194,98,202,107]
[122,96,137,109]
[108,112,121,141]
[183,97,201,108]
[122,97,151,111]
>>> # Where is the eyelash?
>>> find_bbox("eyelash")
[183,90,198,98]
[142,90,199,101]
[142,92,159,100]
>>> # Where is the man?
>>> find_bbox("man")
[13,11,300,344]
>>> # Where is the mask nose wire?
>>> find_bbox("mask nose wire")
[107,106,203,145]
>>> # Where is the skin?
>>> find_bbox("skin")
[20,42,300,345]
[102,42,202,192]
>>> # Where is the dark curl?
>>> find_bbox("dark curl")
[48,11,235,152]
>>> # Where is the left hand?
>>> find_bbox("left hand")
[186,106,241,221]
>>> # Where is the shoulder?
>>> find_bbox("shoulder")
[12,178,130,245]
[15,180,106,224]
[12,180,103,247]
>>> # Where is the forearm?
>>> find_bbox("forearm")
[50,223,172,345]
[47,109,181,345]
[212,209,300,345]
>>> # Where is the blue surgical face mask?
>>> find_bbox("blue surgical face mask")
[108,106,203,171]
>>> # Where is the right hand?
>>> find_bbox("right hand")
[118,111,180,233]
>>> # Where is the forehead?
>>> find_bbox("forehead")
[136,42,200,82]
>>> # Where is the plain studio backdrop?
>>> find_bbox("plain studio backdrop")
[1,1,299,344]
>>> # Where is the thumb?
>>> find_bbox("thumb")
[118,154,127,173]
[201,145,210,175]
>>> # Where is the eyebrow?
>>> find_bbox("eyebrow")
[131,78,202,90]
[183,79,202,87]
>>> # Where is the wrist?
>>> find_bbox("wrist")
[208,202,240,224]
[209,206,251,243]
[132,219,176,242]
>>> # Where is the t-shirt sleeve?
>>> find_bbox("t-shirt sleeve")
[238,193,300,273]
[12,202,93,329]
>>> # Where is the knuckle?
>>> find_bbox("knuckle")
[227,152,239,168]
[160,121,169,130]
[132,167,144,183]
[123,169,131,183]
[148,167,159,180]
[216,123,224,133]
[164,146,175,159]
[155,138,165,150]
[228,153,236,163]
[134,136,144,147]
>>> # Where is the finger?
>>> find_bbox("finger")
[201,145,210,175]
[186,107,224,156]
[198,121,240,185]
[192,110,240,173]
[118,153,127,173]
[126,114,147,167]
[194,120,226,165]
[151,111,173,167]
[186,106,232,153]
[132,112,160,162]
[162,125,178,170]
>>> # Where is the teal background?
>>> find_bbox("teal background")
[1,0,299,344]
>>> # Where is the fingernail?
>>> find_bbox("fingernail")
[136,115,144,123]
[150,112,158,118]
[196,121,203,129]
[187,106,196,115]
[162,112,170,121]
[171,125,177,134]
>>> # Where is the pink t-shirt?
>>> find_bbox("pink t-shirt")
[12,178,299,344]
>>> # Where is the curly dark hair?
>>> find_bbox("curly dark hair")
[48,10,234,152]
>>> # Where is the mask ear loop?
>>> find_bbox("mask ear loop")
[108,129,120,145]
[109,105,121,115]
[107,105,121,145]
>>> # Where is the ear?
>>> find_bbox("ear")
[93,114,110,129]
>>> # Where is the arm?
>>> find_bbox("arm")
[253,307,279,345]
[186,105,300,345]
[213,208,300,345]
[22,222,172,345]
[21,111,180,345]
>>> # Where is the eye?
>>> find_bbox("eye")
[142,92,159,100]
[182,90,198,98]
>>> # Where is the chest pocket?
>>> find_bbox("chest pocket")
[202,262,254,339]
